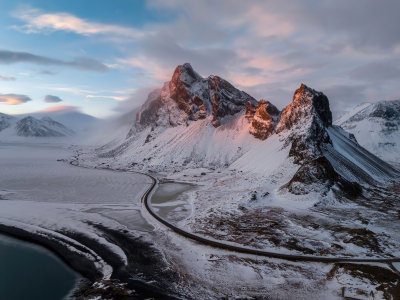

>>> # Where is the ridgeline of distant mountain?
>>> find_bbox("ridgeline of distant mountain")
[0,113,74,137]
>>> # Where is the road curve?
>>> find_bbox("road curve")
[141,173,400,264]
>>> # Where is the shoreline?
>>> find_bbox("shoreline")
[0,221,181,299]
[0,224,96,295]
[0,157,181,299]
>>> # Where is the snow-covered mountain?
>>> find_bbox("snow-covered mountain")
[0,113,74,138]
[16,116,74,137]
[90,63,399,199]
[335,100,400,166]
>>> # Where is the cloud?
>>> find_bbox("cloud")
[322,84,368,118]
[85,95,126,101]
[44,95,63,103]
[39,70,56,75]
[42,105,79,113]
[9,1,400,115]
[113,86,159,113]
[12,7,145,39]
[0,93,32,105]
[349,60,400,82]
[0,75,16,81]
[0,50,108,72]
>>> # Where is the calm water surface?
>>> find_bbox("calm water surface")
[0,234,79,300]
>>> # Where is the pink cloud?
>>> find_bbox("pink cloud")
[42,105,80,113]
[0,93,32,105]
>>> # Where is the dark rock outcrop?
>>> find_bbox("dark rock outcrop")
[283,156,362,197]
[207,75,256,127]
[276,84,332,163]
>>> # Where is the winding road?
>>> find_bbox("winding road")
[141,173,400,264]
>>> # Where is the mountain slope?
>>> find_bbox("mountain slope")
[335,100,400,166]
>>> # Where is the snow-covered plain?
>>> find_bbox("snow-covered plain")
[1,139,400,298]
[0,141,152,279]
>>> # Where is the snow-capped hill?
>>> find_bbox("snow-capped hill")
[134,63,258,130]
[0,112,16,132]
[335,100,400,165]
[16,116,74,137]
[248,100,280,140]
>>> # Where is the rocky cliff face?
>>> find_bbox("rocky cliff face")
[135,63,258,129]
[248,100,280,140]
[277,84,332,132]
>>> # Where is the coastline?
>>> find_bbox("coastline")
[0,220,180,299]
[0,155,181,299]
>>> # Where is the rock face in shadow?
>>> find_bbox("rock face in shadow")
[276,84,333,163]
[283,156,362,198]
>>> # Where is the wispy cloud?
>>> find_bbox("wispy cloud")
[0,93,31,105]
[86,94,126,101]
[39,70,56,75]
[0,75,16,81]
[12,7,145,39]
[0,50,108,72]
[44,95,63,103]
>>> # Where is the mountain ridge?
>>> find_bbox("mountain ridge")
[90,63,399,200]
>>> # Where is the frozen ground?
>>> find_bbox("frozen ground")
[1,141,399,298]
[77,150,400,298]
[0,141,179,298]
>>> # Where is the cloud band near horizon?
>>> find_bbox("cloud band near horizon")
[0,50,108,72]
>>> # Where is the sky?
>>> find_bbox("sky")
[0,0,399,119]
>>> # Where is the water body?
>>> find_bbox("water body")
[0,234,79,300]
[150,182,194,223]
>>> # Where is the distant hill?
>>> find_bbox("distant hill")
[16,116,74,137]
[0,113,74,138]
[335,100,400,166]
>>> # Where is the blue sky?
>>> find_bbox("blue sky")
[1,1,400,118]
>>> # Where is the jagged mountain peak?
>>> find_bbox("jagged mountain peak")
[136,63,257,129]
[170,63,202,87]
[276,84,332,133]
